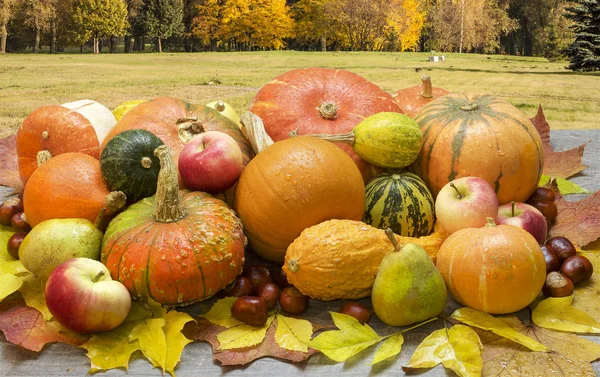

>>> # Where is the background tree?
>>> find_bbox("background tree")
[291,0,334,51]
[235,0,294,50]
[565,0,600,71]
[23,0,53,52]
[0,0,17,53]
[137,0,185,53]
[386,0,426,51]
[72,0,128,54]
[124,0,143,52]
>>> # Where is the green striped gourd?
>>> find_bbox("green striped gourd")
[364,171,435,237]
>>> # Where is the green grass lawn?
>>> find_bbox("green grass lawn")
[1,51,599,137]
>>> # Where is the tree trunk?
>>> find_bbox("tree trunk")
[321,35,326,52]
[80,44,83,53]
[142,37,145,51]
[93,37,99,54]
[459,0,465,53]
[210,38,217,52]
[157,37,162,53]
[0,22,7,54]
[33,18,40,53]
[110,36,116,53]
[124,36,132,53]
[50,18,56,53]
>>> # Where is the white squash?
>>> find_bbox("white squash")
[61,100,117,144]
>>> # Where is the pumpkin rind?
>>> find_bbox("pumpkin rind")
[411,93,544,204]
[364,171,435,237]
[394,75,450,118]
[16,105,100,186]
[100,129,165,203]
[435,222,546,314]
[283,219,448,300]
[23,153,109,227]
[250,67,402,182]
[233,136,365,262]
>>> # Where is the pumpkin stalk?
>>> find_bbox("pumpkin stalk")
[485,217,497,227]
[385,228,402,252]
[93,191,127,231]
[214,100,226,112]
[449,182,463,199]
[288,128,355,145]
[153,145,186,223]
[420,75,433,98]
[318,101,338,120]
[36,150,52,166]
[177,118,205,144]
[240,111,274,154]
[460,103,479,111]
[141,157,152,169]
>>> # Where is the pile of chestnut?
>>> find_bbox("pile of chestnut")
[526,187,557,229]
[0,196,30,259]
[226,265,372,326]
[542,236,594,297]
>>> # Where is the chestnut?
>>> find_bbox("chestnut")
[224,277,255,297]
[545,236,576,263]
[231,296,268,327]
[279,287,308,315]
[244,265,273,288]
[542,272,574,297]
[560,255,593,284]
[526,199,557,222]
[528,187,556,203]
[7,231,28,260]
[0,197,23,225]
[255,282,280,310]
[270,268,290,288]
[541,245,561,273]
[339,302,371,324]
[10,212,31,232]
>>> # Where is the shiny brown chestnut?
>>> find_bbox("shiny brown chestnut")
[542,272,574,298]
[0,198,23,225]
[255,283,280,310]
[528,187,556,203]
[541,245,561,273]
[7,231,27,260]
[339,302,371,324]
[545,236,576,263]
[224,277,255,297]
[10,212,31,232]
[279,287,308,315]
[231,296,268,327]
[244,265,273,288]
[560,255,594,284]
[527,199,558,222]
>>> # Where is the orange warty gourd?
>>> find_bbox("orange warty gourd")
[393,75,450,118]
[16,106,100,186]
[249,67,402,182]
[234,136,365,262]
[435,219,546,314]
[23,153,110,227]
[411,93,544,204]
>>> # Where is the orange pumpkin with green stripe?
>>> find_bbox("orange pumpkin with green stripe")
[101,145,246,306]
[411,93,544,204]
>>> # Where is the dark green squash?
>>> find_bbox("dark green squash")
[100,129,164,203]
[363,171,434,237]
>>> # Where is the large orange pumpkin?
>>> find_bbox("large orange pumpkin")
[23,153,110,227]
[234,136,365,262]
[249,68,402,182]
[102,146,246,306]
[435,219,546,314]
[16,106,100,186]
[411,93,544,204]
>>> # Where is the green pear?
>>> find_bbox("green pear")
[19,218,103,281]
[371,230,447,327]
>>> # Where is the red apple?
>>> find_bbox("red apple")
[44,258,131,334]
[435,177,499,234]
[497,202,548,245]
[178,131,244,194]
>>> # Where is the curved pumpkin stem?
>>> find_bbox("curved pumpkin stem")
[420,75,433,98]
[153,145,186,223]
[318,101,338,120]
[93,191,127,231]
[288,128,355,146]
[36,150,52,166]
[177,118,205,144]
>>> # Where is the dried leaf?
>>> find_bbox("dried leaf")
[550,190,600,247]
[202,297,244,328]
[530,106,588,179]
[478,316,600,376]
[402,325,483,377]
[532,295,600,334]
[371,332,404,365]
[162,310,195,377]
[274,314,313,352]
[183,317,317,366]
[0,297,88,351]
[130,318,167,371]
[0,274,22,301]
[19,273,52,321]
[217,315,275,350]
[0,134,22,194]
[451,307,548,352]
[308,312,383,362]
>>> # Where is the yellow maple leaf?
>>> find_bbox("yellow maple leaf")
[163,310,195,377]
[451,307,548,352]
[274,314,313,353]
[18,273,52,321]
[403,325,483,377]
[0,274,22,301]
[532,295,600,333]
[130,317,167,370]
[202,297,244,328]
[217,315,275,350]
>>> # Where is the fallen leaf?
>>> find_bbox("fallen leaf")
[0,296,87,351]
[274,314,313,352]
[550,190,600,247]
[530,106,588,179]
[19,273,52,321]
[371,332,404,365]
[308,312,383,362]
[572,252,600,322]
[217,315,275,350]
[555,177,590,195]
[0,274,22,301]
[0,134,22,194]
[478,316,600,376]
[162,310,195,377]
[402,324,483,377]
[182,317,318,366]
[202,296,244,328]
[532,295,600,334]
[451,307,548,351]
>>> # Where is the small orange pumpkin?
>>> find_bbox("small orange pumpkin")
[234,136,365,262]
[23,153,110,227]
[435,219,546,314]
[393,75,450,118]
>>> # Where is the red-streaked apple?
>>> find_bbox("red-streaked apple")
[497,202,548,244]
[44,258,131,334]
[178,131,243,194]
[435,177,499,234]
